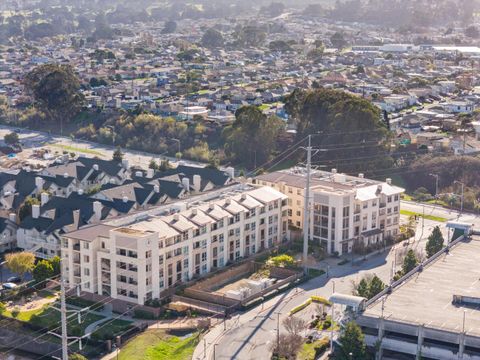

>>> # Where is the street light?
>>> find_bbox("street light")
[454,180,465,214]
[105,125,116,146]
[171,138,181,157]
[429,173,439,203]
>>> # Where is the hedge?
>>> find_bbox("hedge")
[289,296,331,315]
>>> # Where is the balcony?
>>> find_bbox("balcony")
[73,244,80,251]
[379,203,386,208]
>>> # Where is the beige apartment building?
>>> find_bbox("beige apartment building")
[62,186,288,305]
[254,169,404,255]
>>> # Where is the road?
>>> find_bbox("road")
[195,202,480,360]
[0,125,205,170]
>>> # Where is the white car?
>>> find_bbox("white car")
[2,282,17,290]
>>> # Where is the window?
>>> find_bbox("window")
[145,250,152,258]
[129,264,137,272]
[83,255,89,263]
[117,261,126,269]
[83,268,90,276]
[82,242,89,249]
[116,248,126,256]
[201,252,207,262]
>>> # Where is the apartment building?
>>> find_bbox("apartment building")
[254,169,404,256]
[62,186,288,305]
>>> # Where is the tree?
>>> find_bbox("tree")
[112,147,123,162]
[330,32,347,49]
[32,259,54,284]
[354,274,385,299]
[283,316,306,336]
[24,64,85,128]
[355,278,369,298]
[284,88,391,174]
[50,256,61,275]
[271,333,303,359]
[268,254,295,268]
[4,132,19,145]
[201,28,224,48]
[426,226,444,258]
[402,249,418,274]
[223,106,284,168]
[337,321,367,360]
[369,275,385,298]
[5,252,35,281]
[162,20,177,34]
[19,196,40,221]
[149,159,159,170]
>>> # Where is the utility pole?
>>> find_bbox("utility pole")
[60,273,68,360]
[330,281,335,355]
[454,180,465,214]
[302,135,312,272]
[429,173,439,203]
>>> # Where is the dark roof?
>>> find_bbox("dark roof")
[19,216,54,232]
[76,157,124,177]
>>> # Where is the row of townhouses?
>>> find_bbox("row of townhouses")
[61,186,288,305]
[0,156,234,258]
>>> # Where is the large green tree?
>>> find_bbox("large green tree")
[337,321,368,360]
[426,226,445,258]
[201,28,224,48]
[32,259,54,284]
[223,106,284,169]
[402,249,419,274]
[24,64,84,132]
[284,88,392,174]
[5,252,35,281]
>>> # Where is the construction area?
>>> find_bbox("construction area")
[169,261,303,316]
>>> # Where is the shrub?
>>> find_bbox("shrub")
[289,299,312,315]
[311,296,332,306]
[133,309,156,320]
[268,254,295,268]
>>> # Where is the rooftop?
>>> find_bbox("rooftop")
[363,236,480,336]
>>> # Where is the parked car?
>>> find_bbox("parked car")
[7,276,21,283]
[2,282,17,290]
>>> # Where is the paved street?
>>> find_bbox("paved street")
[194,203,480,360]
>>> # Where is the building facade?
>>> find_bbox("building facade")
[62,186,288,305]
[254,169,404,255]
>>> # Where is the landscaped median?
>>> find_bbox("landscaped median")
[289,296,332,315]
[400,209,447,222]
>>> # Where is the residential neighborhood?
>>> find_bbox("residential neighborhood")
[0,1,480,360]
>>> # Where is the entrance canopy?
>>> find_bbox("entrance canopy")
[329,293,367,311]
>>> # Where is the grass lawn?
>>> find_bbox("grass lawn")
[1,304,104,336]
[401,193,413,201]
[50,144,104,157]
[297,338,329,360]
[119,329,200,360]
[91,319,133,339]
[400,209,447,222]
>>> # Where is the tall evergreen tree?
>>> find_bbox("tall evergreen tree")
[337,321,367,360]
[426,226,445,258]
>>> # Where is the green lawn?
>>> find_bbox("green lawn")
[297,338,329,360]
[400,209,447,222]
[91,319,133,340]
[1,304,104,336]
[119,329,200,360]
[50,144,104,156]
